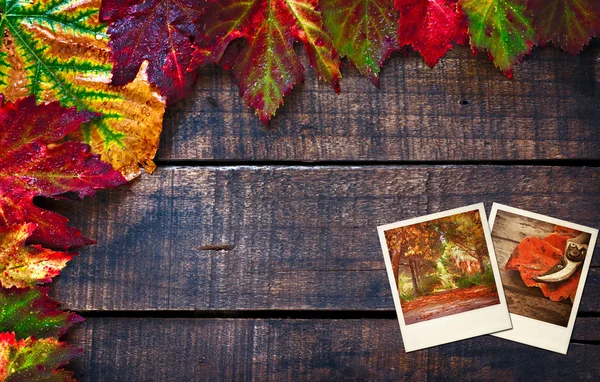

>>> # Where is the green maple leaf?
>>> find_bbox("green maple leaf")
[320,0,400,86]
[0,287,83,341]
[0,0,165,180]
[459,0,535,75]
[0,333,79,381]
[192,0,342,123]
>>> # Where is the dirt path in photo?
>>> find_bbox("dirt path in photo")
[401,285,500,325]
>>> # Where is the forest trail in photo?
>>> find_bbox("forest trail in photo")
[385,210,501,325]
[401,285,500,325]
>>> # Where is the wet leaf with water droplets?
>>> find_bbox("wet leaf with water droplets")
[0,96,126,251]
[0,333,79,381]
[321,0,400,86]
[529,0,600,55]
[0,0,166,180]
[0,287,83,340]
[396,0,468,67]
[100,0,207,104]
[191,0,341,123]
[0,224,75,288]
[460,0,535,75]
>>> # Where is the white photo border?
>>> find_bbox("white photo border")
[377,203,512,352]
[489,203,599,354]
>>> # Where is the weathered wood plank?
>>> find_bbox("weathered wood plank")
[492,212,558,247]
[65,318,600,381]
[50,166,600,311]
[157,45,600,162]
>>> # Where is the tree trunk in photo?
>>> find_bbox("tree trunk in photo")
[391,242,408,285]
[414,260,420,285]
[476,252,486,275]
[409,258,420,297]
[392,252,401,284]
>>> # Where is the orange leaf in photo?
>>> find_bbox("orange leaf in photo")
[505,228,582,302]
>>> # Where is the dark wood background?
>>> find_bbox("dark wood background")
[51,43,600,380]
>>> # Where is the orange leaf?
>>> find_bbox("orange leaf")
[506,231,581,302]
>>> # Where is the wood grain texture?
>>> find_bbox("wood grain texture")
[49,165,600,311]
[64,318,600,381]
[157,45,600,162]
[45,43,600,380]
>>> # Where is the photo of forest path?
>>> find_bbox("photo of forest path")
[385,210,500,325]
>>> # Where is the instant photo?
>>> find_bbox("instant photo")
[489,204,598,354]
[378,204,511,352]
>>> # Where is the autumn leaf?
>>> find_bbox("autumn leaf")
[0,95,126,250]
[459,0,535,76]
[0,333,79,382]
[396,0,468,67]
[99,0,206,104]
[528,0,600,55]
[0,0,166,180]
[0,287,83,340]
[506,230,581,302]
[0,224,75,288]
[192,0,342,123]
[320,0,399,86]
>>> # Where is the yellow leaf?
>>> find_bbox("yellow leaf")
[0,224,74,288]
[0,0,166,180]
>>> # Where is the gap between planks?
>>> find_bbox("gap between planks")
[153,159,600,168]
[77,309,600,321]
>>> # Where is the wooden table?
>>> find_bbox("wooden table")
[52,44,600,380]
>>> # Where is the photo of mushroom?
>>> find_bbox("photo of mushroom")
[491,210,591,327]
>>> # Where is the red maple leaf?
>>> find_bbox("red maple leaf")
[528,0,600,55]
[191,0,342,123]
[0,96,126,250]
[100,0,206,104]
[396,0,468,67]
